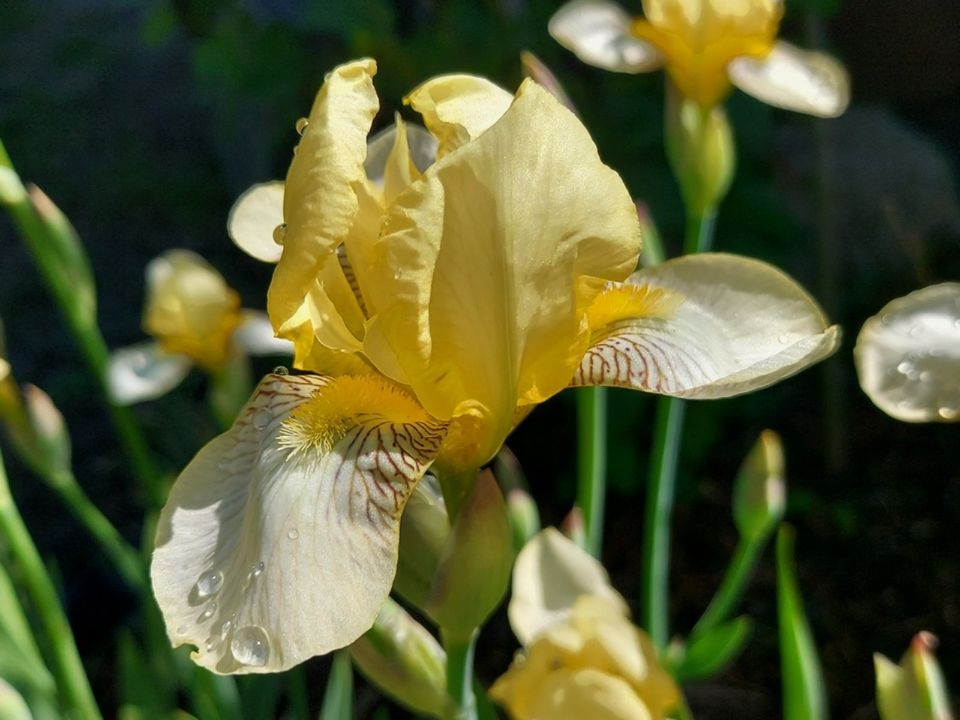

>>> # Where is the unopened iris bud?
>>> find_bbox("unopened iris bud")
[561,505,587,550]
[521,51,577,114]
[395,474,450,610]
[665,89,735,218]
[733,430,786,543]
[875,632,954,720]
[506,488,540,555]
[425,470,513,635]
[350,598,451,719]
[21,384,72,481]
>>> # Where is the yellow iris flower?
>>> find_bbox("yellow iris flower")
[492,529,679,719]
[550,0,849,116]
[107,250,289,404]
[151,58,838,674]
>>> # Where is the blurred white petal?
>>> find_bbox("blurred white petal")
[728,41,850,118]
[364,121,437,185]
[151,373,446,673]
[233,311,292,357]
[549,0,663,74]
[855,283,960,422]
[227,182,285,263]
[509,527,627,646]
[107,342,192,404]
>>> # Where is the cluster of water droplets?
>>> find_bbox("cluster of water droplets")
[188,565,273,668]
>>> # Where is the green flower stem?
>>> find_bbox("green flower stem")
[642,205,716,649]
[0,449,101,720]
[688,534,763,640]
[45,470,146,592]
[576,386,607,558]
[0,140,163,508]
[640,395,686,649]
[683,207,717,256]
[442,628,478,720]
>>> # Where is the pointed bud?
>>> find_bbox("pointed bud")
[21,384,72,481]
[733,430,786,543]
[350,598,451,719]
[521,51,578,114]
[875,632,954,720]
[636,201,665,267]
[506,488,540,555]
[395,474,450,610]
[561,506,587,550]
[426,470,513,635]
[664,89,735,218]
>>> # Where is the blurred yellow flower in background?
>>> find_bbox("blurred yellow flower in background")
[550,0,849,116]
[492,529,680,719]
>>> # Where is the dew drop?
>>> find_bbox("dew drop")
[938,406,959,420]
[219,617,234,642]
[287,528,300,540]
[392,269,401,280]
[919,371,933,383]
[273,223,287,246]
[253,409,272,430]
[231,626,270,667]
[273,365,289,376]
[198,601,218,622]
[908,325,924,338]
[194,570,223,600]
[205,636,219,652]
[954,318,960,330]
[880,314,893,326]
[896,361,914,376]
[777,334,791,345]
[295,117,309,135]
[250,561,264,578]
[176,625,187,636]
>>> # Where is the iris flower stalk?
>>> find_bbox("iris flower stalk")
[150,59,837,717]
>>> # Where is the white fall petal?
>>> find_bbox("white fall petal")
[106,341,193,404]
[227,181,285,263]
[151,373,445,673]
[573,253,840,397]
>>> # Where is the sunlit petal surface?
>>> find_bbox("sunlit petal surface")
[854,283,960,422]
[728,40,850,117]
[523,669,654,720]
[227,181,285,263]
[573,253,839,397]
[404,74,514,159]
[509,528,627,646]
[363,79,641,467]
[549,0,663,74]
[106,342,193,404]
[151,373,445,673]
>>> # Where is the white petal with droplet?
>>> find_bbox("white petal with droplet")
[106,341,193,404]
[151,373,446,673]
[855,283,960,422]
[227,182,286,263]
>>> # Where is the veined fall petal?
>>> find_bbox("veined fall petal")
[151,372,446,673]
[572,253,839,397]
[854,283,960,422]
[363,78,642,467]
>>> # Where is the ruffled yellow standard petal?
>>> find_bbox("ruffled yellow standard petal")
[854,283,960,423]
[727,40,850,117]
[142,250,244,370]
[509,528,627,646]
[151,372,446,673]
[491,596,680,720]
[268,59,378,365]
[572,253,839,397]
[632,0,782,106]
[362,79,642,468]
[548,0,664,74]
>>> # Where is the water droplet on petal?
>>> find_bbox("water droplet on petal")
[938,406,959,420]
[273,223,287,246]
[231,626,270,667]
[295,117,309,135]
[219,617,234,642]
[908,325,923,338]
[205,636,219,652]
[198,601,218,622]
[897,361,914,376]
[253,409,272,430]
[919,371,933,383]
[880,314,893,326]
[176,625,187,635]
[777,334,791,345]
[194,570,223,600]
[287,528,299,540]
[273,365,289,376]
[954,318,960,330]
